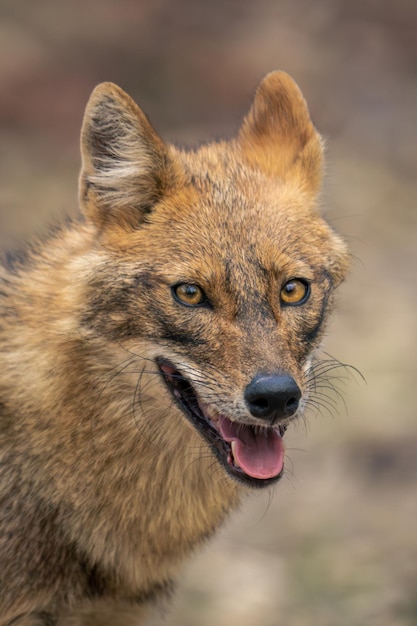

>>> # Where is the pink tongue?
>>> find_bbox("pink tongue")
[218,416,284,480]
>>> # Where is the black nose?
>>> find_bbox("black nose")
[244,373,301,422]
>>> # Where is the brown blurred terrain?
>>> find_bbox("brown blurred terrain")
[1,1,416,624]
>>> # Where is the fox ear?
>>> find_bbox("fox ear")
[79,82,175,229]
[238,71,323,194]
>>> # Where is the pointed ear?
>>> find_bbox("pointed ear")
[79,82,177,229]
[238,71,324,194]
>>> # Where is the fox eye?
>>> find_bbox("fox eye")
[280,278,310,306]
[172,283,208,307]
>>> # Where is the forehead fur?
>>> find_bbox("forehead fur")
[148,142,346,274]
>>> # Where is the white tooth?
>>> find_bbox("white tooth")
[207,406,218,421]
[230,441,240,468]
[201,403,218,422]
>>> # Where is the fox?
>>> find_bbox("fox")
[0,71,350,625]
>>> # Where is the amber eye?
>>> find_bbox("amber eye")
[280,279,310,306]
[172,283,208,307]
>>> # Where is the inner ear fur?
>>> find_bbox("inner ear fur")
[79,82,178,230]
[238,71,324,194]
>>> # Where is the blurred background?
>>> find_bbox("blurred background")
[0,1,416,624]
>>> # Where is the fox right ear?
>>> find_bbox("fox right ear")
[238,71,324,195]
[79,83,177,230]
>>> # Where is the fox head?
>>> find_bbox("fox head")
[78,72,350,489]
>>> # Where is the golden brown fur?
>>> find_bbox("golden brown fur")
[0,72,349,624]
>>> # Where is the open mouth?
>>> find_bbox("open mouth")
[157,358,286,488]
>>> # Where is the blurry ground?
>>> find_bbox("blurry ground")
[1,1,416,624]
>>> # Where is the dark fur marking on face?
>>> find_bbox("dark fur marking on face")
[159,327,208,347]
[301,287,332,350]
[150,306,209,346]
[132,271,155,290]
[222,256,271,321]
[303,304,327,347]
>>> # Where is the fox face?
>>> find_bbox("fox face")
[78,72,350,491]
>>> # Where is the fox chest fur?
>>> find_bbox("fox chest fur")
[0,72,349,625]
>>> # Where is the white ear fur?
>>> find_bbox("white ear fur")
[79,82,174,229]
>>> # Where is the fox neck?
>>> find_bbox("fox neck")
[63,408,240,593]
[57,347,241,590]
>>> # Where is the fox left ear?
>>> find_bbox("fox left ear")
[238,71,323,194]
[79,82,178,230]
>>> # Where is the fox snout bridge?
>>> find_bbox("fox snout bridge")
[244,374,301,423]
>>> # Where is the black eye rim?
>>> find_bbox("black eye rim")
[171,282,211,308]
[280,278,311,307]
